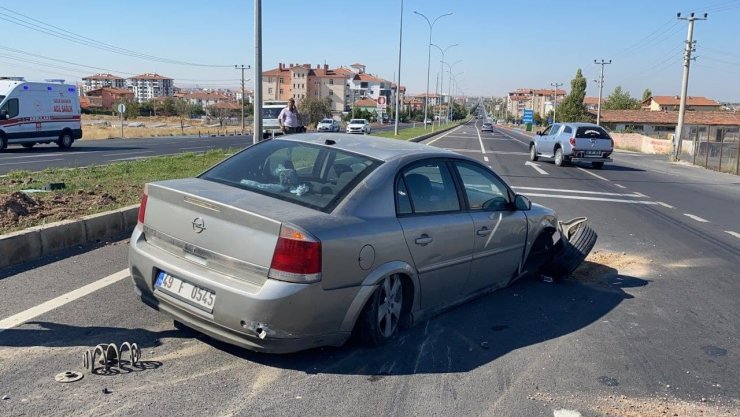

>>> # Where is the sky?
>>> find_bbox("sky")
[3,0,740,101]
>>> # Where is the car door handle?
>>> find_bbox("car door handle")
[476,227,491,236]
[415,235,433,246]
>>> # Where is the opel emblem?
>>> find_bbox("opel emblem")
[192,217,206,233]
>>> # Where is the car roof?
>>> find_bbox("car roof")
[556,122,601,127]
[276,133,457,162]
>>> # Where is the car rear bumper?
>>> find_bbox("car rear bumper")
[128,226,355,353]
[569,157,613,162]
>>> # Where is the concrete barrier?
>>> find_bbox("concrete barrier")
[0,205,139,269]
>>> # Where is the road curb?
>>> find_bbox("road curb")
[0,205,139,269]
[409,120,470,143]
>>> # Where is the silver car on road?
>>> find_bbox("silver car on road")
[530,122,614,168]
[128,134,594,353]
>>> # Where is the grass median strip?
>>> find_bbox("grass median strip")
[0,148,238,235]
[374,121,466,141]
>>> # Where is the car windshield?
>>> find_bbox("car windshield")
[200,140,381,212]
[262,107,283,119]
[320,119,333,123]
[350,119,364,124]
[576,126,611,139]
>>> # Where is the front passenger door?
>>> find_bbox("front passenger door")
[453,161,527,294]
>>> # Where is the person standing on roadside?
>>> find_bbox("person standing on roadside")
[278,98,301,134]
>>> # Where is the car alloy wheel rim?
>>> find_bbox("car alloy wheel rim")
[377,275,402,338]
[556,151,562,164]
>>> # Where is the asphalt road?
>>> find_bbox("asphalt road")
[0,123,409,175]
[0,119,738,417]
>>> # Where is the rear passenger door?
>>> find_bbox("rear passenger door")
[396,159,474,310]
[546,124,561,156]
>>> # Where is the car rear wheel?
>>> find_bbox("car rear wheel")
[529,144,539,161]
[357,274,403,346]
[591,161,604,169]
[57,132,73,149]
[554,148,564,166]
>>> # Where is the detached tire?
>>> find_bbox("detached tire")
[544,223,598,280]
[357,275,403,347]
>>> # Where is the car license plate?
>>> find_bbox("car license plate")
[585,150,601,156]
[155,271,215,312]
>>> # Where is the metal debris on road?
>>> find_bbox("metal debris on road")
[55,371,84,383]
[2,395,9,400]
[102,388,112,394]
[83,342,141,373]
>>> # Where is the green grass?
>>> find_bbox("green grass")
[374,120,467,141]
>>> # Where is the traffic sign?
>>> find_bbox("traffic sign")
[117,103,126,114]
[376,96,387,112]
[523,109,534,123]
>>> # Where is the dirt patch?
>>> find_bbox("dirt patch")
[570,250,652,282]
[531,391,739,416]
[0,188,131,233]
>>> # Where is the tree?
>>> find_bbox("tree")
[603,86,640,110]
[113,99,139,120]
[641,88,652,103]
[557,69,593,122]
[298,96,333,127]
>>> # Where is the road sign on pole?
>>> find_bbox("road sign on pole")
[117,103,126,139]
[523,109,534,123]
[376,96,387,113]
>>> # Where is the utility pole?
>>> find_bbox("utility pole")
[394,0,403,136]
[674,12,708,161]
[594,59,612,126]
[550,82,563,123]
[235,64,251,134]
[253,0,263,144]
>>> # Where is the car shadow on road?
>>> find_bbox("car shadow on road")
[208,263,648,376]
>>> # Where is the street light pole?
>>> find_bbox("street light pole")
[431,43,458,126]
[235,64,251,133]
[550,82,562,123]
[442,59,461,122]
[394,0,404,136]
[414,10,452,130]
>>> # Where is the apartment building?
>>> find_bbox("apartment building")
[81,73,126,93]
[127,73,174,103]
[262,63,348,114]
[86,87,135,109]
[506,88,567,118]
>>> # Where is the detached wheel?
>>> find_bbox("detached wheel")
[57,132,73,149]
[544,223,598,280]
[529,144,539,161]
[554,148,565,167]
[357,275,403,346]
[591,161,604,169]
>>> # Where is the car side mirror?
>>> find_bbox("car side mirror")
[515,194,531,211]
[536,131,542,136]
[0,110,7,119]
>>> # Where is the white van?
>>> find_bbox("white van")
[0,77,82,150]
[261,100,288,139]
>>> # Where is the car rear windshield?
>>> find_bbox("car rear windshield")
[200,140,381,212]
[576,126,611,139]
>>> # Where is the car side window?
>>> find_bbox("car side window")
[541,125,552,135]
[550,124,561,135]
[0,98,19,118]
[454,161,511,211]
[563,125,573,134]
[397,161,460,215]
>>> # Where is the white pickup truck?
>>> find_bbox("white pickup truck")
[529,122,614,169]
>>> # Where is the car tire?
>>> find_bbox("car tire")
[543,223,598,280]
[22,143,35,149]
[591,161,604,169]
[57,131,73,149]
[357,274,403,347]
[554,147,564,167]
[529,144,539,161]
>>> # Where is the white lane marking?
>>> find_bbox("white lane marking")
[0,159,64,166]
[614,184,627,189]
[576,167,609,181]
[103,150,152,157]
[0,269,129,332]
[0,152,84,160]
[657,201,675,208]
[725,231,740,239]
[475,125,486,154]
[554,410,582,417]
[522,193,660,204]
[483,156,489,162]
[524,161,548,175]
[683,213,709,223]
[490,151,528,155]
[425,124,464,145]
[633,191,647,197]
[494,129,530,147]
[512,186,645,197]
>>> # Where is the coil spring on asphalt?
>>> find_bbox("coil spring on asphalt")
[82,342,141,373]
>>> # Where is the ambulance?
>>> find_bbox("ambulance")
[0,77,82,150]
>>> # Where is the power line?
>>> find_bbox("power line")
[0,6,232,68]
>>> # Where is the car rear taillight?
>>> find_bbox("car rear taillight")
[569,137,576,146]
[269,225,322,283]
[137,192,148,224]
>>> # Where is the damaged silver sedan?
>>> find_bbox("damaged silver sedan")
[128,133,596,353]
